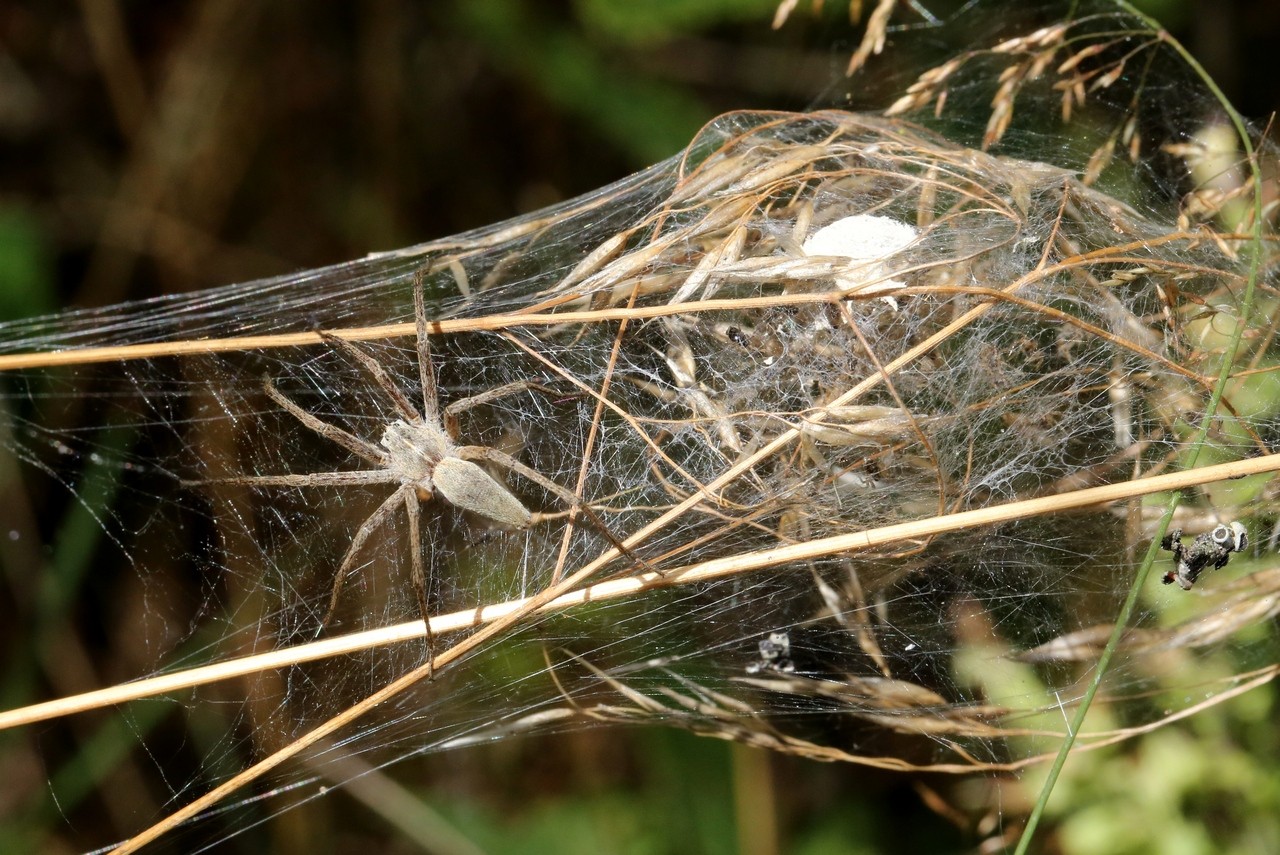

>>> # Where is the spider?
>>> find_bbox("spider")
[1160,521,1248,590]
[194,274,612,658]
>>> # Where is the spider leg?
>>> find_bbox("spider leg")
[442,380,569,439]
[320,483,414,631]
[456,445,653,574]
[185,470,404,489]
[403,487,435,679]
[413,267,442,425]
[411,271,574,438]
[263,374,386,465]
[319,331,423,424]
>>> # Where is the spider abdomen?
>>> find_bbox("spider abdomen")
[433,457,532,529]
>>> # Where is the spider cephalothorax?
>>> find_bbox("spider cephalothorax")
[1160,521,1248,590]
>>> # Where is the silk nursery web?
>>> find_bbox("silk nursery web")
[4,2,1280,852]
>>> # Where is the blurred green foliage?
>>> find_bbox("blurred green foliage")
[577,0,782,45]
[0,206,54,320]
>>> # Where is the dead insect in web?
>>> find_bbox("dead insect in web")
[746,631,796,674]
[1160,521,1248,590]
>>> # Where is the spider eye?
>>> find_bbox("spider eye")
[1210,524,1231,545]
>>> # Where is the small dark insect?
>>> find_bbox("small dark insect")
[724,325,749,347]
[746,631,796,674]
[1160,522,1248,590]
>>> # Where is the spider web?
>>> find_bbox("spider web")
[3,1,1279,851]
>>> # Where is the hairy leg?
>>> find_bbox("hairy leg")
[263,374,386,464]
[320,484,414,630]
